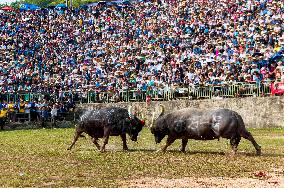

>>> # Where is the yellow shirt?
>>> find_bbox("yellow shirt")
[274,46,281,52]
[8,104,15,112]
[0,109,7,118]
[19,103,25,113]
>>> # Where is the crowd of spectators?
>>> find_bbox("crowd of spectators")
[0,97,75,129]
[0,0,283,97]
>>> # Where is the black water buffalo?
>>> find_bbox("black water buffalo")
[68,106,145,152]
[150,105,261,155]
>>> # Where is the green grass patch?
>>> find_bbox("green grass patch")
[0,128,283,187]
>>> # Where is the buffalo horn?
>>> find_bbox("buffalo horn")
[128,106,133,119]
[150,104,165,127]
[158,104,165,117]
[150,112,155,128]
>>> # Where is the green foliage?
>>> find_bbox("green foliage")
[10,1,23,8]
[23,0,55,7]
[71,0,100,7]
[0,128,283,187]
[0,0,100,8]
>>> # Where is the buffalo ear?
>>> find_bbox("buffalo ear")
[140,119,145,126]
[125,118,131,123]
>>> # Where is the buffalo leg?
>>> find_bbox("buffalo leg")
[120,134,128,150]
[180,139,188,153]
[241,130,261,155]
[160,137,176,152]
[100,129,111,152]
[230,136,241,155]
[67,131,82,150]
[91,137,100,150]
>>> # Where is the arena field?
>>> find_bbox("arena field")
[0,128,283,187]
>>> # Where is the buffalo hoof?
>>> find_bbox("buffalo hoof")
[95,147,100,151]
[256,149,261,156]
[123,147,129,151]
[179,149,186,153]
[230,150,237,156]
[100,148,106,153]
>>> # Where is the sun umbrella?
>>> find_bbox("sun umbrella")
[1,6,14,11]
[269,53,284,63]
[55,4,67,9]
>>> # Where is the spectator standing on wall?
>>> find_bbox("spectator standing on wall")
[145,87,152,105]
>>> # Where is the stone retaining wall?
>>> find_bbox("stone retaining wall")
[78,96,284,128]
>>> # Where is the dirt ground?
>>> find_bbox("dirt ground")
[120,169,284,188]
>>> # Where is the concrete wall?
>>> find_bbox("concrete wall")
[78,96,284,128]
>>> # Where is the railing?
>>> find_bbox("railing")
[3,111,76,124]
[84,82,273,103]
[0,82,274,104]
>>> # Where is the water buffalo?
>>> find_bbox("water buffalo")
[68,106,145,152]
[150,105,261,155]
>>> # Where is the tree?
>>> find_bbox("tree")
[10,1,23,9]
[23,0,54,7]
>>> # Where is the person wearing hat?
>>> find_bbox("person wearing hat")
[250,63,260,74]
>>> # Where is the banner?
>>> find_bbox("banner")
[270,82,284,95]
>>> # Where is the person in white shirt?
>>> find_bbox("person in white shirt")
[51,104,58,128]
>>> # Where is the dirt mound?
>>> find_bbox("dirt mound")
[120,170,284,188]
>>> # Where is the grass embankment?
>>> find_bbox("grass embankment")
[0,128,283,187]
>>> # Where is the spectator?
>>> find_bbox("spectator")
[51,104,58,127]
[18,99,26,113]
[7,101,16,122]
[66,98,75,112]
[40,106,49,128]
[0,100,8,130]
[29,100,37,121]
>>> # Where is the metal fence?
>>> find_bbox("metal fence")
[0,83,273,104]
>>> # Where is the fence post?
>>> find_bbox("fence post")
[127,89,130,102]
[87,91,90,103]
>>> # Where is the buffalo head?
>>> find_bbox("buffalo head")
[151,127,167,144]
[127,106,145,141]
[150,104,167,144]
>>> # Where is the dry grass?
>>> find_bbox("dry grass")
[0,128,283,187]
